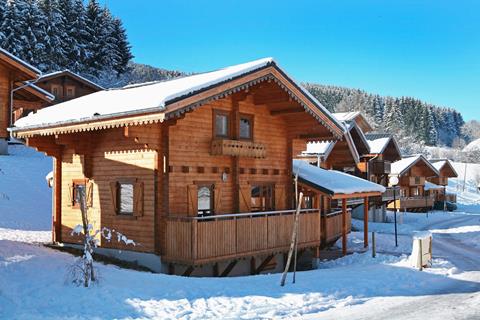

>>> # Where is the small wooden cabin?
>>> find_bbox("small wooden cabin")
[13,58,380,276]
[428,159,458,203]
[388,155,439,212]
[0,48,53,153]
[35,70,104,104]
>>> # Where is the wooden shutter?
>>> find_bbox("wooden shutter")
[109,182,118,214]
[67,184,73,207]
[214,185,222,214]
[86,181,94,208]
[275,184,286,210]
[239,183,251,212]
[133,181,144,217]
[187,184,198,216]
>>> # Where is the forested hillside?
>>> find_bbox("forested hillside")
[304,84,465,149]
[0,0,132,76]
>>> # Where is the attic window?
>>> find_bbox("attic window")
[214,110,230,138]
[66,86,75,98]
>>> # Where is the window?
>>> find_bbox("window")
[51,85,61,98]
[118,182,134,215]
[110,179,143,216]
[66,86,75,98]
[239,114,253,140]
[197,184,214,217]
[303,194,314,209]
[214,110,230,138]
[72,180,86,208]
[251,184,274,212]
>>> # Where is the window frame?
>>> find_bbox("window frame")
[213,109,231,139]
[71,179,87,209]
[51,84,62,98]
[116,178,136,216]
[65,85,76,98]
[196,182,215,217]
[250,183,275,212]
[238,113,254,141]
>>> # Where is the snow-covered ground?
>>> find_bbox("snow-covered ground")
[1,145,480,319]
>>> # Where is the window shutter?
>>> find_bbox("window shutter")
[133,181,144,217]
[214,185,222,214]
[110,182,118,214]
[86,181,94,208]
[239,183,251,212]
[187,184,198,216]
[275,184,286,210]
[67,184,73,207]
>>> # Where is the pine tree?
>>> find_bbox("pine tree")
[0,0,7,44]
[85,0,107,75]
[111,17,133,75]
[21,0,47,66]
[38,0,66,71]
[58,0,79,70]
[1,0,24,56]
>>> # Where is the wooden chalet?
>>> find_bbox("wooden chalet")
[11,58,387,276]
[12,70,104,124]
[0,48,53,153]
[388,155,440,212]
[333,111,373,133]
[428,159,458,203]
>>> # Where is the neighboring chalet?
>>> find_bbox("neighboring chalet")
[0,48,54,154]
[13,70,104,123]
[428,159,458,204]
[332,111,373,133]
[12,58,384,276]
[388,155,440,212]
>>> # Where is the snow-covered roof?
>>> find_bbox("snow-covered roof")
[26,83,55,101]
[0,48,41,76]
[431,160,458,177]
[303,141,336,157]
[13,58,344,136]
[39,70,104,90]
[424,181,443,191]
[333,112,361,122]
[293,160,386,196]
[367,137,390,154]
[390,155,439,177]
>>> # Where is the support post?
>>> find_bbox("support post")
[342,198,347,256]
[363,197,368,248]
[53,156,62,243]
[372,232,376,258]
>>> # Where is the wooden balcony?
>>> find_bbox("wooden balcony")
[382,187,400,202]
[211,139,266,158]
[369,160,391,175]
[163,209,321,264]
[388,196,434,210]
[324,209,352,243]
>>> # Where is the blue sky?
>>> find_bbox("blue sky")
[102,0,479,120]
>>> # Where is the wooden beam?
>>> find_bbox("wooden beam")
[52,155,62,243]
[220,260,237,277]
[342,198,347,256]
[332,191,382,200]
[254,255,274,274]
[182,266,194,277]
[363,197,369,248]
[213,263,219,277]
[250,257,256,275]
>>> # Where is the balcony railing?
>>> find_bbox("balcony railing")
[388,196,434,210]
[323,209,352,243]
[163,209,321,264]
[407,176,425,186]
[211,139,266,158]
[382,187,400,201]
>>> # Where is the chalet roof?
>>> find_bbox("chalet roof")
[390,155,439,177]
[365,132,401,155]
[430,159,458,178]
[293,160,385,197]
[333,111,373,133]
[38,70,104,91]
[345,122,370,156]
[424,181,443,191]
[16,82,55,102]
[0,48,40,78]
[13,58,344,138]
[303,141,336,157]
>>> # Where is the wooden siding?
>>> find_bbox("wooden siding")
[324,210,351,243]
[0,64,10,139]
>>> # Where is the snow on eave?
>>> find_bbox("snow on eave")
[39,70,105,91]
[431,159,458,178]
[293,160,386,196]
[13,58,345,139]
[424,181,443,191]
[26,83,55,101]
[0,48,41,76]
[303,141,337,159]
[348,122,370,155]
